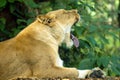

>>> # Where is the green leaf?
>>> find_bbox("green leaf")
[111,65,120,75]
[108,31,119,39]
[27,18,34,25]
[17,0,23,2]
[97,56,110,67]
[99,34,109,44]
[75,26,85,35]
[11,26,25,36]
[0,24,5,31]
[0,18,6,24]
[9,5,16,13]
[0,0,7,8]
[89,25,97,33]
[89,6,96,11]
[86,36,97,47]
[23,0,38,8]
[0,18,6,31]
[17,19,26,25]
[8,0,15,3]
[79,39,91,48]
[79,58,94,69]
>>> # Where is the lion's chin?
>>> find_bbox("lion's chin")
[66,39,74,48]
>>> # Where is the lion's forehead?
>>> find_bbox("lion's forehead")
[47,9,66,14]
[46,9,78,16]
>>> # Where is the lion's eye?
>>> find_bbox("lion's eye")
[48,19,51,23]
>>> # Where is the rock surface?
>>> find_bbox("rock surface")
[11,77,120,80]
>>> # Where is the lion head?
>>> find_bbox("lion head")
[37,9,80,47]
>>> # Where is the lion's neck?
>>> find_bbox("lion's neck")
[15,20,59,48]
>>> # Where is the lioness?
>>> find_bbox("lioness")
[0,9,104,80]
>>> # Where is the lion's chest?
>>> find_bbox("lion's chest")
[56,56,63,67]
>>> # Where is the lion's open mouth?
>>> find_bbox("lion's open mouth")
[70,34,79,48]
[70,16,80,48]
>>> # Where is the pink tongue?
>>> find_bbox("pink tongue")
[70,34,79,48]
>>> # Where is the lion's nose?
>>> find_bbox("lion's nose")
[72,10,80,21]
[68,9,80,21]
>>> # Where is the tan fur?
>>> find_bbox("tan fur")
[0,9,80,80]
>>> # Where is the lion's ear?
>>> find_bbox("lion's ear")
[37,15,54,25]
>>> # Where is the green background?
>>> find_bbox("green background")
[0,0,120,76]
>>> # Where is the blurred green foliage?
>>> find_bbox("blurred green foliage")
[0,0,120,76]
